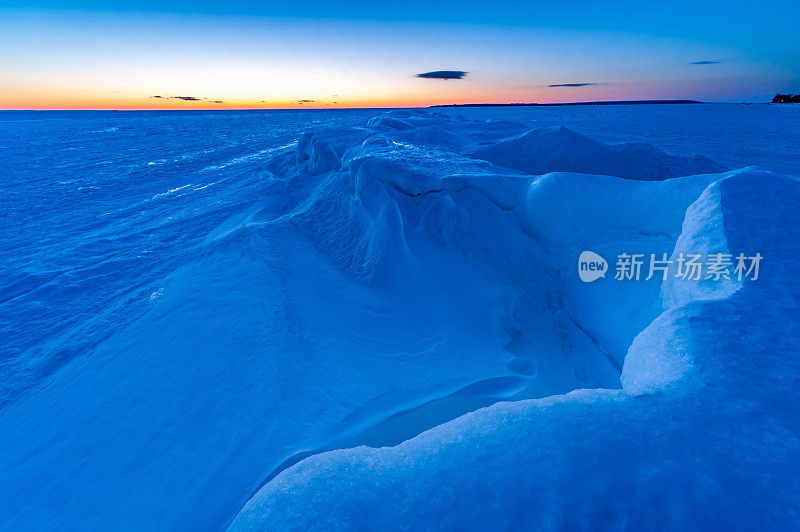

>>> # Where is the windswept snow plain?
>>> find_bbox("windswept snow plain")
[1,105,799,530]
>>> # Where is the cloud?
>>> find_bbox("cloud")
[548,83,596,87]
[416,70,467,80]
[149,95,220,102]
[297,99,316,104]
[691,60,720,65]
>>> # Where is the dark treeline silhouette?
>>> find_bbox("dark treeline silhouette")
[773,94,800,103]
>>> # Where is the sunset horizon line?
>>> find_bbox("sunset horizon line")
[4,97,771,112]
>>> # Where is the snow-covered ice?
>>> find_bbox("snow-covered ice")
[1,104,799,530]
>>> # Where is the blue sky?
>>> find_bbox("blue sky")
[1,0,797,108]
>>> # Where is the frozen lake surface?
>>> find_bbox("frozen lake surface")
[1,104,799,529]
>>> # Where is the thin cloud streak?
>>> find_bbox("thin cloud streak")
[416,70,467,80]
[149,95,223,103]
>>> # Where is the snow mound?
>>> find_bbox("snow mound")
[472,125,728,179]
[231,166,800,530]
[228,114,800,530]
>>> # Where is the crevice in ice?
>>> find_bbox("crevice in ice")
[565,314,624,374]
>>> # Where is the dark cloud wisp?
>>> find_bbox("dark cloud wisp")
[149,95,223,103]
[691,61,720,65]
[548,83,596,87]
[416,71,468,80]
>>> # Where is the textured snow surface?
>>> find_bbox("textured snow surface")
[1,105,799,530]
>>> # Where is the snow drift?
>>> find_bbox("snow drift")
[472,124,727,178]
[1,109,798,530]
[230,112,800,529]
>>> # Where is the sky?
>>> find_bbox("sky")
[1,0,798,109]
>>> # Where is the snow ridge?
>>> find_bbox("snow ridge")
[229,112,800,530]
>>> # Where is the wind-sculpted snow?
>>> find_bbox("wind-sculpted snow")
[231,112,800,529]
[1,108,798,530]
[231,157,800,529]
[472,124,728,179]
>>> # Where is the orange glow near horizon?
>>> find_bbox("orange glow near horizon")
[0,90,727,111]
[0,86,560,111]
[0,80,740,110]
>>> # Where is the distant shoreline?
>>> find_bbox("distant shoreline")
[0,100,716,112]
[431,99,702,108]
